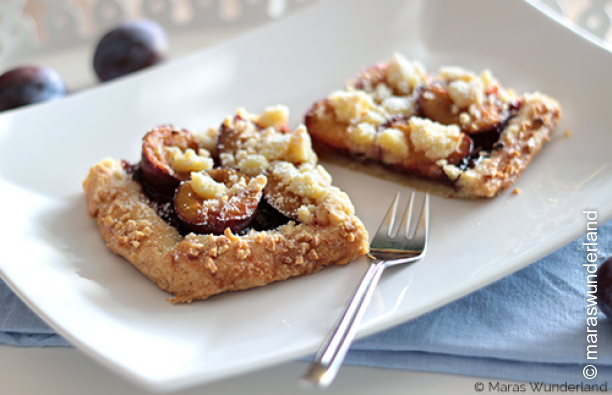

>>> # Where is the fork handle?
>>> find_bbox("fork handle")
[299,260,386,388]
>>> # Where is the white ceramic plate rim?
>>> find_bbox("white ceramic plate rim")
[1,0,612,391]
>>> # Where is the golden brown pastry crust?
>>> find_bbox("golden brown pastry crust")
[83,158,368,303]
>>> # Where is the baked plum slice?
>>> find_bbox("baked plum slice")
[141,126,210,196]
[417,83,506,135]
[263,170,302,220]
[462,102,507,135]
[352,62,388,92]
[216,116,246,159]
[174,169,266,235]
[417,83,460,126]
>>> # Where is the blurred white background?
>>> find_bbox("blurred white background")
[0,0,610,89]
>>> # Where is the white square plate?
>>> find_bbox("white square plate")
[1,0,611,391]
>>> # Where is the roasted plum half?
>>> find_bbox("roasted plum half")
[263,168,303,220]
[417,82,507,135]
[417,82,517,160]
[416,83,460,126]
[216,116,246,160]
[141,126,212,196]
[174,169,266,235]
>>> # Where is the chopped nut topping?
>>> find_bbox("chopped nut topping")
[205,257,218,273]
[237,248,251,260]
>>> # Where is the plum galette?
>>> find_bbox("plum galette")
[305,53,562,198]
[83,106,368,303]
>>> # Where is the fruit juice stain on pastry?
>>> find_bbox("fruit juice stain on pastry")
[84,106,369,302]
[305,53,562,198]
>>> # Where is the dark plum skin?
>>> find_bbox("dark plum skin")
[174,169,262,235]
[596,257,612,319]
[141,126,198,197]
[93,19,169,82]
[0,66,66,112]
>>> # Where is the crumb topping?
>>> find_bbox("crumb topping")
[348,122,377,152]
[220,110,317,175]
[191,171,229,199]
[271,162,332,200]
[193,127,219,156]
[238,154,270,177]
[409,117,462,161]
[376,128,409,163]
[255,104,289,129]
[264,161,356,226]
[192,171,267,201]
[387,53,427,94]
[447,78,484,109]
[442,163,462,181]
[382,96,415,115]
[439,66,476,82]
[327,58,421,129]
[165,147,214,173]
[328,90,374,123]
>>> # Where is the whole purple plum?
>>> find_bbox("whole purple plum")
[93,19,169,82]
[0,66,66,112]
[597,257,612,319]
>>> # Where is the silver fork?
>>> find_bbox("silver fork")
[299,192,429,389]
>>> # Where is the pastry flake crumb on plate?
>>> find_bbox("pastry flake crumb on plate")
[83,106,369,303]
[305,53,562,198]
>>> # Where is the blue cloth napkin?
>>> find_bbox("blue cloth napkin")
[2,222,611,385]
